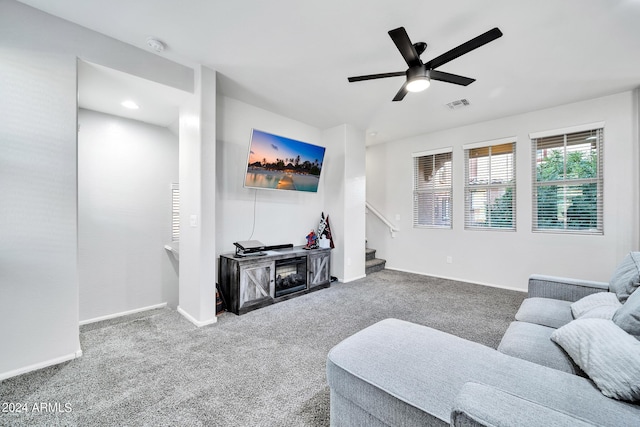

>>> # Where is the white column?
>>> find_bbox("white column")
[178,65,217,326]
[322,124,366,282]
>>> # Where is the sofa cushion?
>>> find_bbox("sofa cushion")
[609,252,640,303]
[613,285,640,338]
[498,321,582,375]
[514,297,573,329]
[551,318,640,402]
[571,291,621,320]
[452,383,596,427]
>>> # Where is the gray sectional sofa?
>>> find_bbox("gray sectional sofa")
[326,253,640,426]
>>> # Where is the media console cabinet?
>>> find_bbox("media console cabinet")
[218,246,331,315]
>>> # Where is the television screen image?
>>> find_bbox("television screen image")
[244,129,326,192]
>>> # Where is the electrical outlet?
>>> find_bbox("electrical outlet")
[446,256,453,264]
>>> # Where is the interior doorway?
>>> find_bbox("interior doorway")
[76,59,189,323]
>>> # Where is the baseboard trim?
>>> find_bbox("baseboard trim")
[79,303,168,326]
[177,306,217,327]
[0,351,81,381]
[342,274,367,283]
[385,267,526,293]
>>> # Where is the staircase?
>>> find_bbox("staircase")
[365,247,386,274]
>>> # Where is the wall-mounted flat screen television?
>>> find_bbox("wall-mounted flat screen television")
[244,129,326,193]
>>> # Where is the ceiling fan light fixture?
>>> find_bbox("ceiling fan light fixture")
[347,26,503,102]
[405,66,431,93]
[406,77,431,92]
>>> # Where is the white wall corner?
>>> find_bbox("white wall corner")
[341,274,367,283]
[177,306,217,327]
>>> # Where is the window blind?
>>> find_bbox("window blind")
[464,142,516,230]
[532,128,603,234]
[171,183,180,242]
[413,150,452,228]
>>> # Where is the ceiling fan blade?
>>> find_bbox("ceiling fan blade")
[392,82,409,102]
[424,27,503,70]
[347,71,405,83]
[429,70,475,86]
[388,27,422,67]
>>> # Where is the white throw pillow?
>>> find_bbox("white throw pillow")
[551,319,640,401]
[571,292,621,319]
[577,305,620,320]
[613,286,640,338]
[609,252,640,303]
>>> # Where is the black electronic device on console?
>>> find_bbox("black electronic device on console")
[233,240,293,257]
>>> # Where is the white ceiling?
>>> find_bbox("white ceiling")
[77,60,190,128]
[19,0,640,145]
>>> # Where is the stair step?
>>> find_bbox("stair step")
[365,248,376,261]
[365,257,386,275]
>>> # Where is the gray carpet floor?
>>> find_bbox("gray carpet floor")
[0,270,525,426]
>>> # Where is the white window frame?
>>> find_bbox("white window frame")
[530,122,604,234]
[463,138,517,231]
[412,147,453,229]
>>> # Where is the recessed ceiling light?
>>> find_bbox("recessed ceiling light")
[121,100,139,110]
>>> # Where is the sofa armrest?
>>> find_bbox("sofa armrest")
[451,382,596,427]
[528,274,609,302]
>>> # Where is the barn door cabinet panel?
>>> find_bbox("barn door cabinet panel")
[308,250,331,289]
[239,260,275,311]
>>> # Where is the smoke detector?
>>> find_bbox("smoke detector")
[146,37,166,53]
[445,99,470,110]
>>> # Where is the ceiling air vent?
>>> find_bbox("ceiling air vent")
[445,99,470,110]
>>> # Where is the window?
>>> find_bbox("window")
[531,125,603,234]
[464,139,516,230]
[171,183,180,242]
[413,148,452,228]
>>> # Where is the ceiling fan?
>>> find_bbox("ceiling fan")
[348,27,503,101]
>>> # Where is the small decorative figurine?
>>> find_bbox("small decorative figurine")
[304,230,318,249]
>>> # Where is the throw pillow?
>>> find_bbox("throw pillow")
[577,305,621,320]
[609,252,640,303]
[571,292,621,319]
[550,319,640,402]
[613,286,640,338]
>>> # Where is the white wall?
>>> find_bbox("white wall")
[78,109,178,321]
[215,96,325,255]
[215,98,367,282]
[0,0,193,379]
[322,126,346,279]
[366,91,639,291]
[323,124,367,281]
[1,10,79,378]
